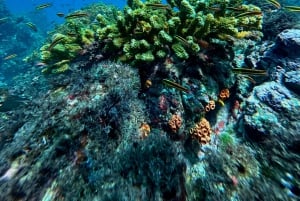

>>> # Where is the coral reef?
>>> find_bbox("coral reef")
[38,0,263,73]
[1,0,300,200]
[117,133,186,200]
[247,0,300,39]
[0,61,149,200]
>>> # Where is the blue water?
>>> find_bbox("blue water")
[4,0,126,31]
[5,0,126,13]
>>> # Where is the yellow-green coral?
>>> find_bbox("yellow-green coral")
[39,0,263,71]
[38,3,119,74]
[81,28,95,45]
[95,0,262,66]
[42,59,70,74]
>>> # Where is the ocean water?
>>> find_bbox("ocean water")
[4,0,126,30]
[5,0,126,13]
[0,0,300,200]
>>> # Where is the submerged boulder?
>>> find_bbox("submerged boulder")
[284,70,300,95]
[274,29,300,59]
[244,81,300,141]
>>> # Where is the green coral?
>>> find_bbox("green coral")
[81,28,95,45]
[158,30,173,43]
[172,43,189,59]
[39,0,263,72]
[38,3,119,74]
[95,0,262,66]
[180,0,196,18]
[135,51,155,62]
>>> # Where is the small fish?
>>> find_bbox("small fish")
[284,5,300,12]
[265,0,281,9]
[36,3,52,10]
[232,68,268,76]
[145,3,171,10]
[35,62,48,67]
[174,35,190,48]
[217,99,225,106]
[217,34,235,42]
[66,32,77,37]
[235,11,263,18]
[25,22,37,32]
[65,12,88,20]
[162,79,189,93]
[3,54,17,60]
[239,75,257,84]
[48,36,65,51]
[56,12,65,17]
[0,17,9,24]
[208,6,222,12]
[226,6,248,12]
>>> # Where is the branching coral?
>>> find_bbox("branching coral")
[190,118,212,144]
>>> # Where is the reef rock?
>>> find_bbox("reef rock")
[274,29,300,59]
[284,70,300,95]
[244,81,300,141]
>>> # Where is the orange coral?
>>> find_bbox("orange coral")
[205,100,215,112]
[168,114,182,133]
[219,88,230,100]
[190,118,212,144]
[139,122,151,139]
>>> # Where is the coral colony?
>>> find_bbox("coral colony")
[0,0,300,200]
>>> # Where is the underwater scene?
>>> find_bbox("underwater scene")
[0,0,300,200]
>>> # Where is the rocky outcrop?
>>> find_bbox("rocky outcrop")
[243,29,300,142]
[284,70,300,95]
[274,29,300,59]
[244,81,300,141]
